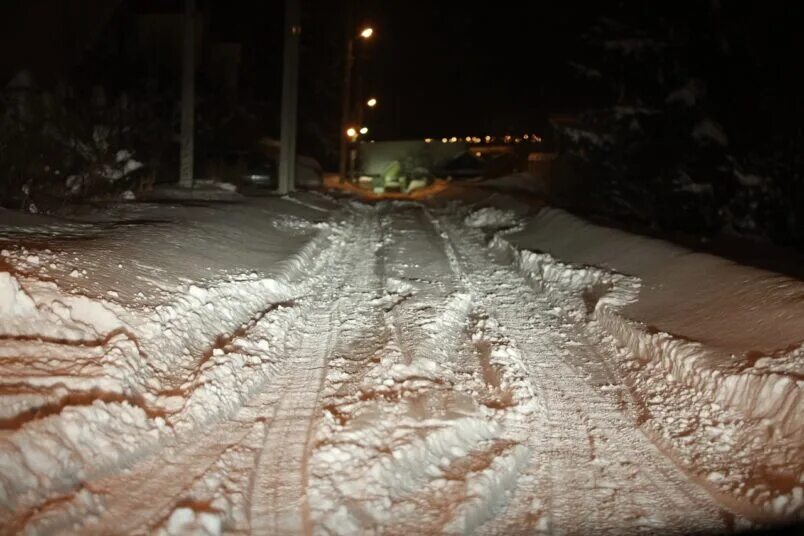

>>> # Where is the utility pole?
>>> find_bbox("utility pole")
[338,25,373,183]
[338,38,354,183]
[179,0,195,188]
[278,0,301,195]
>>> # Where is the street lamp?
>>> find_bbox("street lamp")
[359,126,368,135]
[339,25,375,182]
[366,97,377,107]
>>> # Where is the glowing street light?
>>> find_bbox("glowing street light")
[346,127,357,138]
[359,126,368,135]
[360,27,374,39]
[367,98,377,107]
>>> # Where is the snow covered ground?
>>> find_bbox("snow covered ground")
[0,192,801,534]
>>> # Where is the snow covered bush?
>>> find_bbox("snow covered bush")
[1,74,161,212]
[559,7,804,248]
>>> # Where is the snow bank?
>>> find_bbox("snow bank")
[479,172,547,196]
[464,207,520,229]
[0,272,126,340]
[495,207,804,520]
[509,208,804,361]
[0,196,349,518]
[499,240,802,438]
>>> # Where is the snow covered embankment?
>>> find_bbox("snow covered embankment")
[491,208,803,524]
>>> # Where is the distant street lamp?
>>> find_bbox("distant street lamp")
[356,96,377,142]
[346,127,357,138]
[338,26,374,182]
[359,126,368,135]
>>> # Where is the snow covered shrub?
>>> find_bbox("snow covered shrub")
[560,7,804,248]
[0,77,152,212]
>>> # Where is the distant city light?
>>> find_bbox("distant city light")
[359,126,368,135]
[360,27,374,39]
[346,127,357,137]
[421,133,542,144]
[367,98,377,107]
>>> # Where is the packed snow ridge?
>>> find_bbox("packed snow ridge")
[0,194,800,534]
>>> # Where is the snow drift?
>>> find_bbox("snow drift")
[492,207,803,521]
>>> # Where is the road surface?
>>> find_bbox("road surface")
[0,195,800,534]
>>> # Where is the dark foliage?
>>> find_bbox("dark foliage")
[558,1,803,248]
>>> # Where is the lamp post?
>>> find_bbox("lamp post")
[338,26,373,183]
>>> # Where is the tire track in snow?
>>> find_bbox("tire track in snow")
[6,297,304,534]
[246,293,342,533]
[3,208,378,534]
[430,207,728,535]
[308,205,536,534]
[247,208,385,534]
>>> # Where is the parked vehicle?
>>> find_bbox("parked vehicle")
[203,149,322,191]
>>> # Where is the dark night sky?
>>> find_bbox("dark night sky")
[178,0,605,140]
[358,1,600,138]
[318,0,613,139]
[1,1,802,143]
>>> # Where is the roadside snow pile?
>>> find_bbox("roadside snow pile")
[496,207,804,523]
[0,197,346,527]
[271,213,328,234]
[479,172,547,195]
[464,207,519,229]
[0,271,126,340]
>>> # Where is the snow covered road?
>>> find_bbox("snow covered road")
[0,195,801,534]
